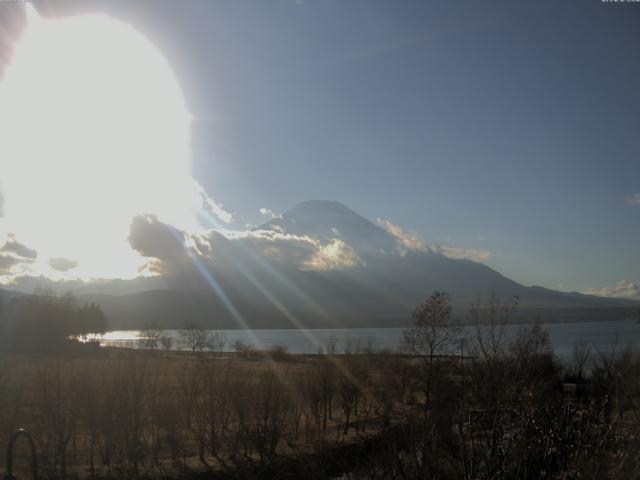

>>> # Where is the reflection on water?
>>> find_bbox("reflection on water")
[98,319,640,360]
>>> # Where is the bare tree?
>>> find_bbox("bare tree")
[138,322,161,350]
[34,362,77,478]
[209,331,226,357]
[179,323,211,353]
[232,339,255,359]
[509,321,552,375]
[160,335,174,352]
[403,291,455,410]
[468,294,519,370]
[337,357,365,437]
[343,335,362,355]
[325,335,338,355]
[571,341,592,380]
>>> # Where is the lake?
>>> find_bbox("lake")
[99,319,640,360]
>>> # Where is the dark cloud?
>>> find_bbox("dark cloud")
[1,234,37,259]
[128,214,201,275]
[0,234,37,275]
[49,257,79,272]
[127,214,362,279]
[0,254,21,275]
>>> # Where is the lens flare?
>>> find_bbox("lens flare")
[0,9,203,279]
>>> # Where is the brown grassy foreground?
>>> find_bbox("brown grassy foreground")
[0,348,405,479]
[1,340,640,480]
[3,294,640,480]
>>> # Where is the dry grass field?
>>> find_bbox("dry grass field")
[0,349,401,479]
[3,296,640,480]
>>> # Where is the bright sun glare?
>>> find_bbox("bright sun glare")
[0,8,204,279]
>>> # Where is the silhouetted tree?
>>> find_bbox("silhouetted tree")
[403,291,455,410]
[138,322,161,350]
[160,335,174,352]
[209,331,226,356]
[179,323,211,352]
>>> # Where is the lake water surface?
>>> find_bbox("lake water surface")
[100,319,640,360]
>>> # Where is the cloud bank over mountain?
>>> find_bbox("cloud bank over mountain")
[1,200,638,329]
[127,209,364,278]
[376,218,491,261]
[259,208,282,220]
[585,280,640,300]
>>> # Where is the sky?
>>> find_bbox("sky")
[0,0,638,295]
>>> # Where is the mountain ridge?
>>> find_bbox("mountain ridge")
[1,200,638,329]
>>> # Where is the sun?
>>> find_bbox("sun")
[0,8,203,279]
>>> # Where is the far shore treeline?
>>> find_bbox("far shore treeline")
[0,290,107,353]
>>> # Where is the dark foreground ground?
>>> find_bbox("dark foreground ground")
[3,324,640,480]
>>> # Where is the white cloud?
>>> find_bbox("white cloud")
[259,208,282,220]
[584,280,640,300]
[627,193,640,206]
[201,190,233,224]
[431,244,492,262]
[233,229,363,271]
[377,218,491,262]
[376,218,428,255]
[303,238,363,270]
